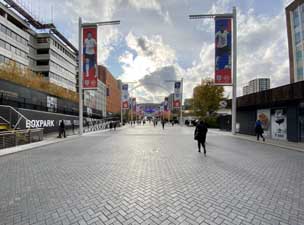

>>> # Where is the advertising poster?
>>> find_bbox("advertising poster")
[174,81,181,108]
[47,96,57,112]
[83,26,98,89]
[122,84,129,109]
[164,97,169,111]
[257,109,271,137]
[271,109,287,140]
[215,18,232,85]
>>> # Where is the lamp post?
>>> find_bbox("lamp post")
[78,18,120,135]
[189,7,237,134]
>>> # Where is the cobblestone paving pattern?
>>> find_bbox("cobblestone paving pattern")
[0,125,304,225]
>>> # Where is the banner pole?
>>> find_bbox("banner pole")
[232,7,237,135]
[78,17,83,135]
[180,78,183,126]
[120,85,123,125]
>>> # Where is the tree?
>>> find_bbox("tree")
[192,79,224,119]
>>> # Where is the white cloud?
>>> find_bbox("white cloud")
[128,0,161,12]
[28,0,292,102]
[183,0,290,97]
[98,26,121,66]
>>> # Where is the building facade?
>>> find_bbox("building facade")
[237,80,304,142]
[286,0,304,83]
[0,3,30,70]
[0,2,78,92]
[242,78,270,96]
[98,66,121,115]
[84,80,107,117]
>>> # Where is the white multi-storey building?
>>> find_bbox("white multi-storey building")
[0,2,77,92]
[242,78,270,96]
[0,3,30,70]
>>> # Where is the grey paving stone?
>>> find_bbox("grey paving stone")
[0,126,303,225]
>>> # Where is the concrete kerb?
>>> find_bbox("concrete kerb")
[0,126,127,157]
[0,135,79,157]
[233,134,304,153]
[206,129,304,153]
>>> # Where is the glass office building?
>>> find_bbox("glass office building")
[286,0,304,83]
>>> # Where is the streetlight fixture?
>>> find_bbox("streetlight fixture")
[78,18,120,135]
[189,7,237,135]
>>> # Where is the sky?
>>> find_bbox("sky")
[17,0,294,103]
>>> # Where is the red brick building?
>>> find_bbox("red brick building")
[98,66,121,115]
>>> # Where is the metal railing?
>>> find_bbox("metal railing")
[0,129,43,150]
[0,105,29,130]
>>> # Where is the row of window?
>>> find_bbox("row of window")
[297,67,303,80]
[0,54,26,70]
[51,39,76,61]
[37,37,49,44]
[50,61,76,80]
[49,72,76,90]
[0,23,28,46]
[51,50,76,72]
[0,38,27,59]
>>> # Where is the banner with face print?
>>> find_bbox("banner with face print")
[215,18,232,85]
[173,81,181,108]
[121,84,129,109]
[83,26,98,89]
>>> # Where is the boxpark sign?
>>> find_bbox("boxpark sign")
[19,109,79,133]
[26,120,55,129]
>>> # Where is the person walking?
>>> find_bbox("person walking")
[161,120,165,130]
[255,119,265,141]
[59,120,66,138]
[113,121,117,131]
[194,120,208,155]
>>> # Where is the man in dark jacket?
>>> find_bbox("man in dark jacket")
[255,120,265,141]
[194,120,208,155]
[59,120,66,138]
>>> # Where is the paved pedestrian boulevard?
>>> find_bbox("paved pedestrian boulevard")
[0,125,304,225]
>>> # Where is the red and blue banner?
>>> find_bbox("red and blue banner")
[83,26,98,89]
[215,18,232,85]
[173,81,181,108]
[122,84,129,109]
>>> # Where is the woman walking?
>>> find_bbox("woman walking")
[194,120,208,156]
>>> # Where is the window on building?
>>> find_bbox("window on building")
[295,32,301,44]
[37,38,49,44]
[0,39,5,49]
[36,60,49,66]
[37,49,49,54]
[0,55,5,64]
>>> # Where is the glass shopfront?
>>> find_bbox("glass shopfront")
[300,103,304,142]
